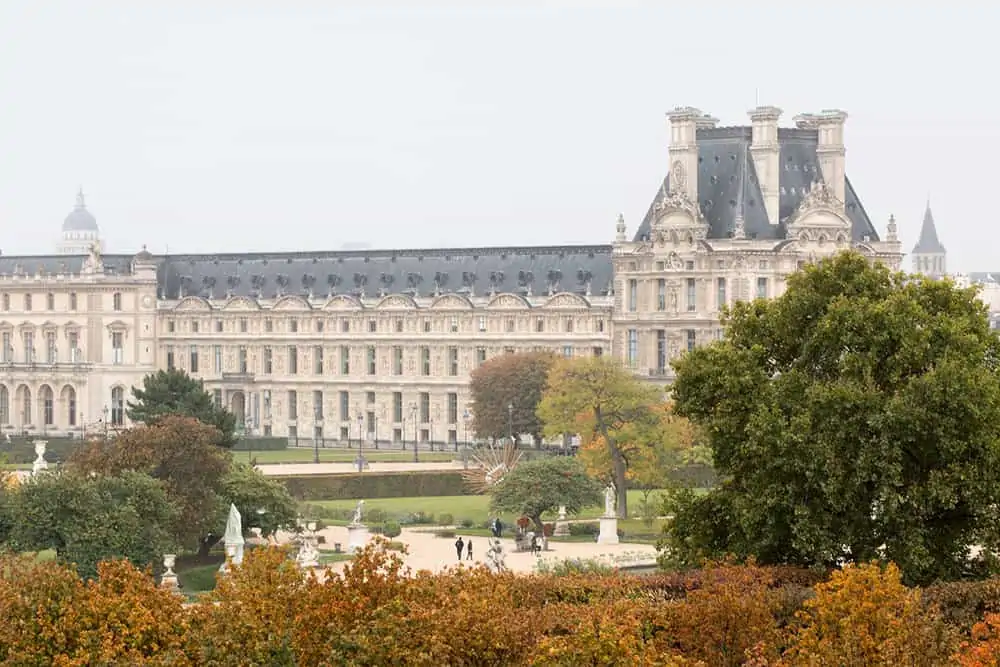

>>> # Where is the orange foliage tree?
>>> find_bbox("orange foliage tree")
[469,350,558,445]
[955,613,1000,666]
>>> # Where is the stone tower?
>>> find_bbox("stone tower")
[58,189,102,255]
[910,202,946,278]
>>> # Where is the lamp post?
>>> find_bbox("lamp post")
[428,418,434,452]
[356,411,365,473]
[507,402,514,447]
[410,403,419,463]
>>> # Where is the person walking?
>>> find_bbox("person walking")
[455,536,465,562]
[466,539,473,561]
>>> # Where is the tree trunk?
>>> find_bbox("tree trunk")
[594,406,627,519]
[531,515,545,536]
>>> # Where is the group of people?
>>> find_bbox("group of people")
[453,518,506,563]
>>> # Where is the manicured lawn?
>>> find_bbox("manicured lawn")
[305,489,671,526]
[244,448,456,464]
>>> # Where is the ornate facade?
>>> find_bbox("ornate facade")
[2,105,904,444]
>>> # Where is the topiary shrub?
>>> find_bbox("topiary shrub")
[458,517,476,529]
[437,513,455,526]
[382,521,401,539]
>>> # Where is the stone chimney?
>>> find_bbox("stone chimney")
[748,106,782,225]
[666,107,703,203]
[814,110,848,204]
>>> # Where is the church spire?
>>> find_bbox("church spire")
[911,201,946,254]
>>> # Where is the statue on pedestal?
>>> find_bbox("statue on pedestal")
[32,441,48,476]
[486,538,508,573]
[351,500,365,526]
[220,504,244,571]
[295,522,320,568]
[161,554,179,592]
[604,484,616,518]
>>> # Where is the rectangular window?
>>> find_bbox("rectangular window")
[68,332,79,362]
[46,293,55,311]
[288,346,298,374]
[562,345,573,358]
[686,278,696,312]
[24,294,31,312]
[366,391,375,404]
[239,318,248,333]
[627,279,637,312]
[341,319,350,333]
[191,320,199,333]
[112,292,122,311]
[756,277,769,299]
[262,390,271,419]
[423,320,431,333]
[264,318,272,333]
[289,425,298,441]
[476,347,487,366]
[450,316,458,333]
[505,319,515,333]
[392,346,403,375]
[478,316,487,332]
[367,346,376,375]
[46,332,56,364]
[536,317,544,333]
[393,392,403,422]
[166,346,175,370]
[656,330,666,374]
[448,347,458,376]
[213,389,223,409]
[167,320,175,333]
[215,320,223,332]
[339,391,349,421]
[395,319,404,333]
[592,346,603,357]
[340,346,350,374]
[313,390,324,420]
[314,425,323,442]
[313,345,323,374]
[238,346,248,373]
[419,392,430,423]
[657,279,666,311]
[189,345,199,373]
[111,332,124,365]
[627,329,638,368]
[22,332,33,364]
[263,347,272,374]
[214,345,222,373]
[447,393,458,424]
[564,317,574,333]
[716,278,727,309]
[316,319,324,333]
[393,427,402,443]
[368,319,377,333]
[289,319,298,333]
[687,329,697,352]
[288,391,298,420]
[420,347,430,376]
[69,292,77,311]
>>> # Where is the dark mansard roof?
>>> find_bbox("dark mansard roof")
[632,126,880,243]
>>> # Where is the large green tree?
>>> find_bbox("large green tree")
[663,251,1000,585]
[127,369,237,447]
[4,471,176,579]
[469,351,557,445]
[490,456,602,534]
[537,356,662,518]
[220,462,298,540]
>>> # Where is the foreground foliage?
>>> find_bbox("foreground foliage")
[667,251,1000,585]
[7,543,1000,665]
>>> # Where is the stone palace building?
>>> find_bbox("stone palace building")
[1,106,905,445]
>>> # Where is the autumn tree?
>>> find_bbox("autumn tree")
[4,471,176,578]
[666,251,1000,584]
[127,368,237,447]
[469,350,557,445]
[537,355,662,518]
[68,415,231,554]
[490,456,602,534]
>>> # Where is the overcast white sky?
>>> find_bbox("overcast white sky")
[0,2,996,271]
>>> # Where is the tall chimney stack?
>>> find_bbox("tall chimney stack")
[748,106,782,226]
[666,107,703,203]
[814,109,847,204]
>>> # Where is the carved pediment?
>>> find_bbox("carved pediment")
[787,181,850,231]
[376,294,417,310]
[222,296,260,311]
[272,295,311,311]
[486,293,531,310]
[323,294,363,311]
[431,294,473,310]
[174,296,213,312]
[543,292,590,309]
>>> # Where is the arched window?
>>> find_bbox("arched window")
[39,385,53,426]
[111,386,125,426]
[0,386,8,425]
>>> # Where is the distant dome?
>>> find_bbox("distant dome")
[62,190,99,232]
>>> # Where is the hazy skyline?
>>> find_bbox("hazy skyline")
[1,2,996,271]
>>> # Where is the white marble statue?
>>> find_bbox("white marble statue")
[295,522,320,568]
[221,503,245,570]
[604,484,616,518]
[486,538,507,573]
[351,500,365,526]
[32,440,49,475]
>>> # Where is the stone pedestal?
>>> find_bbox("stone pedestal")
[554,521,570,536]
[160,554,179,592]
[598,516,619,545]
[32,440,48,476]
[347,524,370,553]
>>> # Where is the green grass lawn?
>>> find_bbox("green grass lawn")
[244,448,456,464]
[305,489,670,526]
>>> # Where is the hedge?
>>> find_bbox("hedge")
[279,470,469,501]
[232,436,288,452]
[2,437,82,464]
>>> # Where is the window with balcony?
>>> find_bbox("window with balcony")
[263,347,272,374]
[657,279,666,311]
[420,347,430,376]
[111,332,124,365]
[627,279,637,312]
[448,347,458,376]
[367,346,376,375]
[339,391,349,421]
[392,346,403,375]
[393,392,403,422]
[313,390,324,420]
[627,329,638,368]
[112,292,122,311]
[288,391,298,420]
[447,393,458,424]
[288,346,298,374]
[314,346,324,374]
[419,392,430,423]
[46,293,55,311]
[238,346,248,373]
[686,278,696,312]
[189,345,199,373]
[716,278,727,309]
[340,346,350,374]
